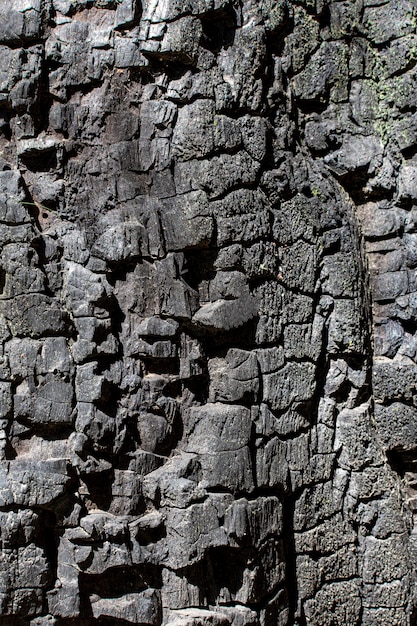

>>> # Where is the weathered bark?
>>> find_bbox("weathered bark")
[0,0,417,624]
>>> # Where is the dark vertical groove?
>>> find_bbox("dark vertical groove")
[282,493,306,626]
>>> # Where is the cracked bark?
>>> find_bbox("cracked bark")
[0,0,417,625]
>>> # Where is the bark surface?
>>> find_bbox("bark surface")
[0,0,417,624]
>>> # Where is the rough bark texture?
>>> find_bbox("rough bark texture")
[0,0,417,624]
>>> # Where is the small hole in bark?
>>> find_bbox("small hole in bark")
[200,5,237,53]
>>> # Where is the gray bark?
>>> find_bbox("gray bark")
[0,0,416,624]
